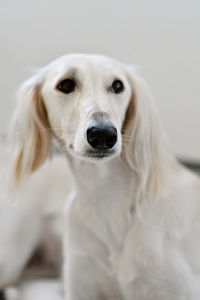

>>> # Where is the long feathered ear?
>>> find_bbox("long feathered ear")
[10,73,51,187]
[122,68,165,200]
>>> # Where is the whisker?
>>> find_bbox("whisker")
[59,134,73,140]
[122,137,137,142]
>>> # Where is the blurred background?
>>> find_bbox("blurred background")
[1,0,200,160]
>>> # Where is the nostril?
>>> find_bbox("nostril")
[87,127,103,149]
[104,127,117,149]
[87,126,117,150]
[105,131,117,148]
[90,136,102,149]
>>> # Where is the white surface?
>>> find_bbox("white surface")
[20,280,63,300]
[6,280,63,300]
[0,0,200,159]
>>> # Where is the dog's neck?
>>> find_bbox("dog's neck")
[64,152,136,251]
[64,152,135,206]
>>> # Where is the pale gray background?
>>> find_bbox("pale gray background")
[1,0,200,159]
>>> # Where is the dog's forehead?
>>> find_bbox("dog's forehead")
[46,54,125,80]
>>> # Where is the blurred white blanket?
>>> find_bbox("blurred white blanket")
[7,279,63,300]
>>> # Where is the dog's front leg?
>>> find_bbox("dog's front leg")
[0,195,43,289]
[63,253,104,300]
[62,208,121,300]
[63,252,121,300]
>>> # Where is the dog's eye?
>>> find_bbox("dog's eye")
[111,80,124,94]
[57,79,75,94]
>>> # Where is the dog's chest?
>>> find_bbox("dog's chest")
[71,161,134,252]
[83,182,132,251]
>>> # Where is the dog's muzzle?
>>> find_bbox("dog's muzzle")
[87,125,117,150]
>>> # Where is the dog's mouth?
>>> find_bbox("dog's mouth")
[67,144,117,161]
[85,149,116,159]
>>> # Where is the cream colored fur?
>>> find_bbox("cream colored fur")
[1,54,200,299]
[0,145,69,292]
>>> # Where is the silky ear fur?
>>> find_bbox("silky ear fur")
[11,73,51,187]
[122,69,165,201]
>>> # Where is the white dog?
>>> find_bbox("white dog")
[3,54,200,299]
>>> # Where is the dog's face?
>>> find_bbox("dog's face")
[13,53,162,196]
[41,54,132,162]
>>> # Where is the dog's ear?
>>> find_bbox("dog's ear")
[122,68,165,200]
[11,73,51,186]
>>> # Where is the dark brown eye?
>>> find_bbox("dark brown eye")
[111,80,124,94]
[57,79,75,94]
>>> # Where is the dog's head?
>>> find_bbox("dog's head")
[12,54,164,194]
[42,54,133,162]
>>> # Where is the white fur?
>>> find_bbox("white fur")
[2,54,200,299]
[0,145,69,289]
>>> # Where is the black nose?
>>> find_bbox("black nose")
[87,125,117,150]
